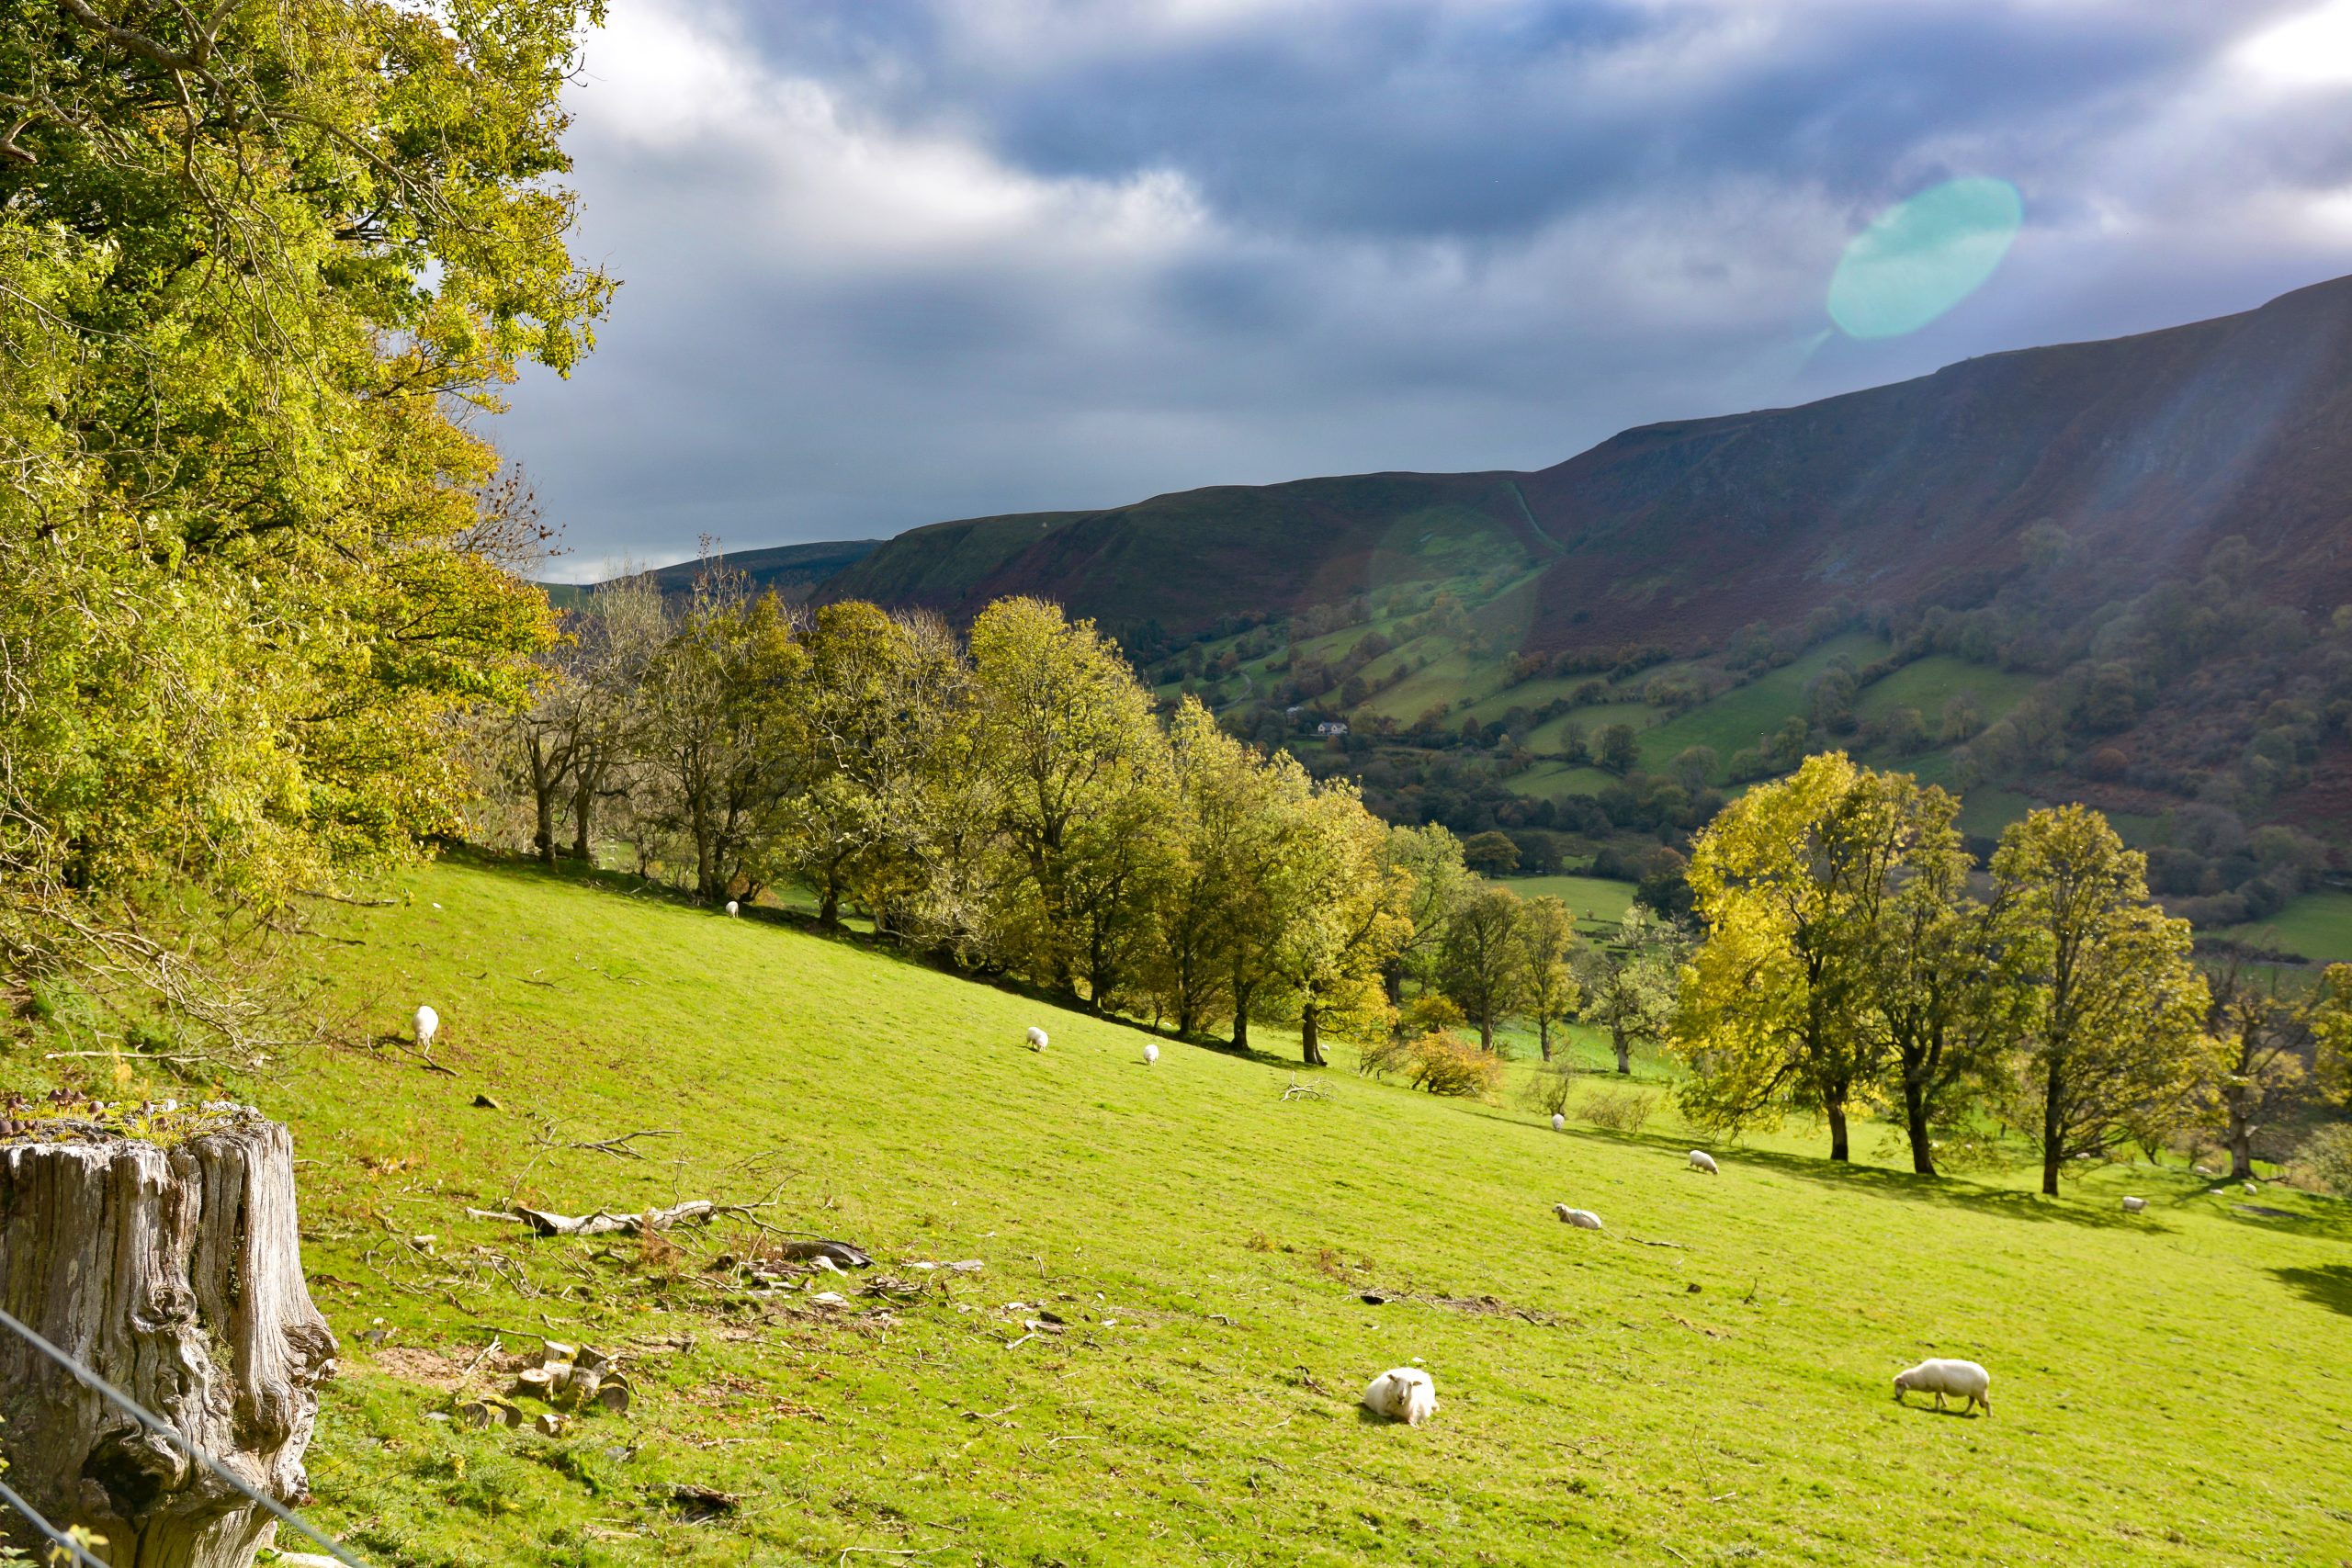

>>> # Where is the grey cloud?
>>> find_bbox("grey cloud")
[507,0,2352,580]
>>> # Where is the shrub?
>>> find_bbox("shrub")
[1408,1032,1505,1100]
[1363,1026,1502,1099]
[1577,1086,1657,1133]
[1521,1064,1576,1119]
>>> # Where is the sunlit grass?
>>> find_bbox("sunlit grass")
[265,856,2352,1566]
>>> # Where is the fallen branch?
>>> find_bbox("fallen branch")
[569,1129,679,1159]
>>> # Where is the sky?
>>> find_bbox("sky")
[512,0,2352,581]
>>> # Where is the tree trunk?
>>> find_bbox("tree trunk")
[2041,1060,2065,1197]
[528,735,560,868]
[1301,1001,1325,1067]
[569,756,597,862]
[1477,1010,1493,1052]
[1826,1098,1850,1163]
[1613,1031,1632,1076]
[2226,1091,2255,1180]
[1903,1077,1937,1177]
[1231,968,1252,1051]
[1538,1019,1551,1062]
[818,886,839,928]
[0,1111,337,1568]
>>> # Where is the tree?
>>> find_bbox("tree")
[1461,830,1521,876]
[1578,907,1680,1075]
[1514,897,1583,1061]
[1854,787,2019,1175]
[1439,886,1526,1050]
[969,598,1173,1007]
[560,574,667,863]
[1598,723,1640,773]
[779,603,969,929]
[1263,787,1409,1066]
[2199,958,2313,1180]
[0,0,608,1034]
[640,581,804,903]
[1991,807,2213,1196]
[1147,699,1273,1037]
[1385,824,1473,1002]
[1674,754,1915,1160]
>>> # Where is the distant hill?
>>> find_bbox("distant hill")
[820,274,2352,650]
[541,537,882,609]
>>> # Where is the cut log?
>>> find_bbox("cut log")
[0,1109,337,1568]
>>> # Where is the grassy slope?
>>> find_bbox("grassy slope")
[2220,888,2352,963]
[257,858,2352,1567]
[1632,635,1888,777]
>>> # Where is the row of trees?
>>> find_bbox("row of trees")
[1670,754,2352,1193]
[498,580,1599,1062]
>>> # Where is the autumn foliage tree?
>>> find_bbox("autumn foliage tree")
[1992,807,2212,1196]
[0,0,610,1042]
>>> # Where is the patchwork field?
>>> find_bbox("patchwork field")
[195,857,2352,1567]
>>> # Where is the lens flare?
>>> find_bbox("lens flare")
[1826,176,2022,340]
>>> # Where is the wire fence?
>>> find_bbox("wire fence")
[0,1304,370,1568]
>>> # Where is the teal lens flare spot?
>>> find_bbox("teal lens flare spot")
[1826,177,2023,340]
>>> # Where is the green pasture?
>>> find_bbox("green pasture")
[1633,635,1889,778]
[157,855,2352,1567]
[2220,888,2352,964]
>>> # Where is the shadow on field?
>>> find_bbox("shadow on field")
[1559,1124,2148,1229]
[2273,1264,2352,1316]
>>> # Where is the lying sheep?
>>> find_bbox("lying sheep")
[1361,1367,1438,1426]
[1893,1358,1991,1416]
[1687,1149,1718,1176]
[2121,1196,2147,1214]
[414,1005,439,1050]
[1143,1043,1159,1066]
[1554,1205,1604,1231]
[1026,1026,1048,1051]
[1551,1112,1566,1134]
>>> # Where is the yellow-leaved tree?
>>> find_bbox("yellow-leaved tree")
[1674,753,1920,1161]
[1990,806,2213,1196]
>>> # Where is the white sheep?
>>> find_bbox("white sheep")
[414,1005,439,1050]
[725,900,739,917]
[1026,1026,1048,1052]
[1554,1205,1604,1231]
[2121,1196,2147,1214]
[1687,1150,1719,1176]
[1892,1358,1992,1416]
[1551,1112,1566,1133]
[2244,1181,2259,1195]
[1143,1043,1159,1066]
[1361,1367,1438,1426]
[2192,1164,2216,1177]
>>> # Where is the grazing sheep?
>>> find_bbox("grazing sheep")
[726,900,739,917]
[1892,1358,1992,1416]
[2192,1164,2216,1177]
[1554,1205,1604,1231]
[1361,1367,1438,1426]
[1687,1150,1719,1176]
[1551,1112,1566,1134]
[414,1005,439,1050]
[1026,1026,1048,1051]
[1143,1043,1159,1066]
[2121,1196,2147,1213]
[2244,1181,2259,1195]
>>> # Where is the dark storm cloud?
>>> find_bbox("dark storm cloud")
[500,0,2352,580]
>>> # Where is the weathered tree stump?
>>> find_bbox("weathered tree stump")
[0,1106,337,1568]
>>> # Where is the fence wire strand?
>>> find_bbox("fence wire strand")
[0,1304,369,1568]
[0,1473,110,1567]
